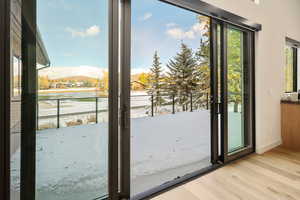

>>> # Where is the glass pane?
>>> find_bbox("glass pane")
[10,0,22,199]
[227,28,245,152]
[131,0,211,196]
[35,0,109,199]
[284,46,294,92]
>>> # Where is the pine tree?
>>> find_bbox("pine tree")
[166,43,198,111]
[227,28,243,113]
[195,16,210,66]
[147,51,165,114]
[194,16,211,109]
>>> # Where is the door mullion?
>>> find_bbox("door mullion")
[210,19,219,164]
[108,0,120,199]
[120,0,131,198]
[243,31,250,147]
[21,1,37,199]
[0,0,11,199]
[220,23,228,162]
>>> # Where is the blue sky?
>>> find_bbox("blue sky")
[38,0,206,73]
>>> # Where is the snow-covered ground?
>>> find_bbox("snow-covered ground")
[10,110,242,200]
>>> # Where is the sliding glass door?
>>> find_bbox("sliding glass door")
[129,0,212,196]
[8,0,118,200]
[119,1,255,198]
[217,21,255,162]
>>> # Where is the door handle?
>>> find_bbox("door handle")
[121,104,130,129]
[217,102,222,114]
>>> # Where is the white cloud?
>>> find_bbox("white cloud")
[191,23,206,35]
[66,25,101,38]
[63,53,74,57]
[131,68,150,75]
[139,12,152,21]
[166,27,195,40]
[166,23,177,27]
[166,22,206,40]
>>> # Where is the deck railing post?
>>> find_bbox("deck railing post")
[96,97,98,123]
[190,93,193,112]
[37,101,39,130]
[57,99,60,128]
[151,95,154,117]
[172,94,175,114]
[206,92,209,110]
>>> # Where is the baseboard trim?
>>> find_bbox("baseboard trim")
[256,140,282,154]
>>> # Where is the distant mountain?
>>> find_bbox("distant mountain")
[52,76,99,82]
[38,66,105,80]
[38,66,150,80]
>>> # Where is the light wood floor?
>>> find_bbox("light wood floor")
[152,147,300,200]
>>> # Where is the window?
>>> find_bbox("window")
[251,0,260,5]
[284,43,298,93]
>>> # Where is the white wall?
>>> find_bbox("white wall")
[202,0,300,153]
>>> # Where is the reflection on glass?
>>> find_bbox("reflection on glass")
[227,28,245,152]
[131,0,211,196]
[11,0,109,200]
[284,46,294,92]
[36,0,109,199]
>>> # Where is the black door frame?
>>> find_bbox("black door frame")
[1,0,258,200]
[286,37,299,93]
[218,22,256,163]
[21,1,38,199]
[210,18,220,165]
[119,0,131,199]
[0,0,11,199]
[108,0,120,199]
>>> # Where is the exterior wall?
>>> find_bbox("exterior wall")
[202,0,300,153]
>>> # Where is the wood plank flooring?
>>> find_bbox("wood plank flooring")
[152,147,300,200]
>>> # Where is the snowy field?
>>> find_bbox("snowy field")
[10,110,242,200]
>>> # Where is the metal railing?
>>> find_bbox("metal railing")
[35,92,210,130]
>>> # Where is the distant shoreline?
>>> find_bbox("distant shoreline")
[38,88,99,94]
[38,88,147,95]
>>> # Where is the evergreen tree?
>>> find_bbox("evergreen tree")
[166,43,198,111]
[194,16,211,109]
[147,51,165,114]
[227,29,243,113]
[196,16,210,66]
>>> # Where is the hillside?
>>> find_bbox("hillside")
[52,76,99,82]
[38,66,105,80]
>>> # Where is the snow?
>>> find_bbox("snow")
[10,110,242,200]
[131,111,211,195]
